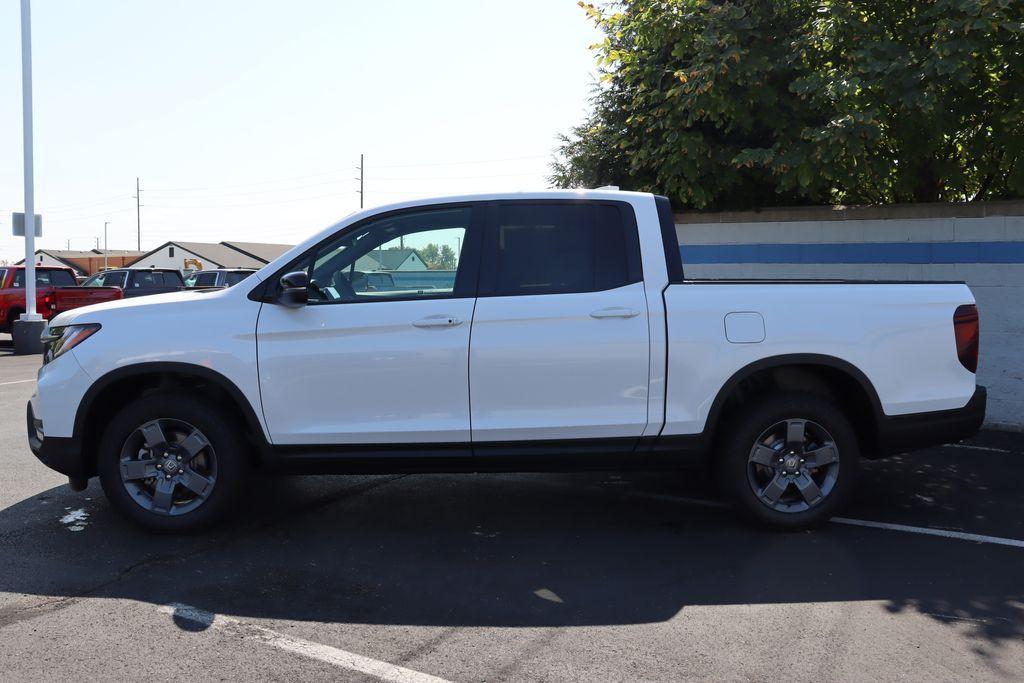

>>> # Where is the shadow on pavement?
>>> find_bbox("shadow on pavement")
[0,466,1021,654]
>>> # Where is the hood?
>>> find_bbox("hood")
[48,287,233,327]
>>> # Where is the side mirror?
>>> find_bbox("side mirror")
[276,271,309,308]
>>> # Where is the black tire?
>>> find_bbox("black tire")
[97,392,247,532]
[717,392,860,530]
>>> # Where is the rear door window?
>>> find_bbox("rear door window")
[163,271,184,286]
[480,202,642,296]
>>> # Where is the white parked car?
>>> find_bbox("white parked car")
[27,191,985,531]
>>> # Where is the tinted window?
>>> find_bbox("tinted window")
[49,270,77,287]
[194,272,219,287]
[163,271,184,286]
[83,271,127,288]
[488,203,637,296]
[304,207,470,304]
[224,271,252,286]
[12,269,75,287]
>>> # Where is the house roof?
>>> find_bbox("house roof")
[16,249,146,273]
[354,254,382,271]
[169,242,266,268]
[16,248,146,262]
[221,241,293,263]
[126,241,293,269]
[374,248,420,270]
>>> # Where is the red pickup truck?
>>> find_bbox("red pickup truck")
[0,265,123,333]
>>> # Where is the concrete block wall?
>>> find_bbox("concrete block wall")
[675,201,1024,429]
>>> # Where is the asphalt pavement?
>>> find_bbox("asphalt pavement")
[1,337,1022,681]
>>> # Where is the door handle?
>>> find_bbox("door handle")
[590,307,639,319]
[412,315,462,328]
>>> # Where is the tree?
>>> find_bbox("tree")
[416,243,457,270]
[419,243,440,268]
[551,0,1024,208]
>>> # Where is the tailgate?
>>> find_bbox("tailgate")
[55,287,122,310]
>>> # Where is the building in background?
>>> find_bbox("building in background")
[353,249,429,272]
[127,241,294,271]
[17,249,146,276]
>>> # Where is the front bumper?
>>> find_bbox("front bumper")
[26,401,88,480]
[874,385,987,457]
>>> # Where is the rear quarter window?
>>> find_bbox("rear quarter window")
[49,270,77,287]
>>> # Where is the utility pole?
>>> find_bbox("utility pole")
[94,237,100,249]
[133,177,142,250]
[66,238,70,249]
[355,154,364,209]
[104,221,110,270]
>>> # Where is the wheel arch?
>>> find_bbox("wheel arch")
[75,362,270,476]
[704,354,884,458]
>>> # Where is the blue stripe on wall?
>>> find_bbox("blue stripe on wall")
[680,241,1024,264]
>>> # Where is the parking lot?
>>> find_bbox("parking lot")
[1,338,1022,681]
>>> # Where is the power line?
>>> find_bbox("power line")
[372,154,546,169]
[145,191,348,210]
[144,155,548,193]
[371,171,539,181]
[45,194,131,213]
[46,206,134,224]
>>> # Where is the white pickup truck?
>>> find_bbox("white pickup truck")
[27,191,985,531]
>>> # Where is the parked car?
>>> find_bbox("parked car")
[27,190,984,532]
[0,265,122,333]
[183,268,256,288]
[81,268,185,298]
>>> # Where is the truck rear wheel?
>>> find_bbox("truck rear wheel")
[97,392,246,532]
[718,392,859,529]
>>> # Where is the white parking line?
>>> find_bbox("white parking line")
[158,603,451,683]
[943,442,1016,455]
[830,517,1024,549]
[614,489,1024,549]
[0,378,35,386]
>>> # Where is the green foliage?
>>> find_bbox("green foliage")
[551,0,1024,208]
[417,243,457,270]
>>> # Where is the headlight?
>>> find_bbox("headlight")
[42,323,101,364]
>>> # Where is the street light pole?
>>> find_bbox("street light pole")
[20,0,40,325]
[14,0,45,355]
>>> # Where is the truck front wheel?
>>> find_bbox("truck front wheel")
[718,392,860,529]
[97,392,246,532]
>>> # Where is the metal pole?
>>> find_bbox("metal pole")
[20,0,40,323]
[104,221,110,270]
[135,177,141,250]
[355,154,364,209]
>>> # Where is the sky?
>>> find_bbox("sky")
[0,0,602,264]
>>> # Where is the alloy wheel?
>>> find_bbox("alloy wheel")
[746,418,840,514]
[118,418,218,516]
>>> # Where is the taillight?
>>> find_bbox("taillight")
[43,294,54,309]
[953,304,979,373]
